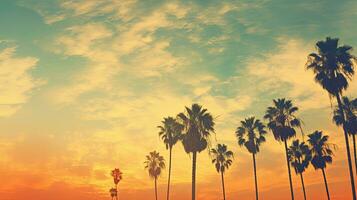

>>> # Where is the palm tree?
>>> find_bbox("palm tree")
[109,188,118,200]
[111,168,123,200]
[177,103,215,200]
[144,151,165,200]
[210,144,234,200]
[288,140,311,200]
[333,96,357,173]
[158,117,183,200]
[307,131,335,200]
[236,117,267,200]
[264,98,303,200]
[306,37,356,199]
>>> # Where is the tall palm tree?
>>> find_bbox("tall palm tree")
[333,96,357,173]
[307,131,335,200]
[111,168,123,200]
[210,144,234,200]
[264,98,303,200]
[306,37,356,199]
[144,151,165,200]
[236,117,267,200]
[177,103,215,200]
[158,117,183,200]
[288,140,311,200]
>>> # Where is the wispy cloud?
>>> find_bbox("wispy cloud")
[50,1,191,104]
[247,37,330,110]
[0,46,43,117]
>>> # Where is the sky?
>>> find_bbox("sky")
[0,0,357,200]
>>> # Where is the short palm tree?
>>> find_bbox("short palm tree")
[158,117,183,200]
[264,98,303,200]
[211,144,233,200]
[144,151,165,200]
[306,37,356,199]
[307,131,335,200]
[177,103,215,200]
[236,117,267,200]
[111,168,122,200]
[109,188,118,200]
[288,140,311,200]
[333,96,357,173]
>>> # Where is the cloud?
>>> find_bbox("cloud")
[0,46,43,117]
[61,0,138,21]
[52,23,120,103]
[56,23,113,56]
[44,14,66,24]
[124,39,185,77]
[50,2,191,104]
[111,2,189,55]
[198,94,252,120]
[246,37,330,110]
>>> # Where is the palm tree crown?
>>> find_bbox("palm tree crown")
[306,37,355,96]
[307,131,334,170]
[333,96,357,135]
[144,151,165,179]
[111,168,123,185]
[264,98,302,141]
[288,140,311,174]
[177,103,215,153]
[211,144,234,173]
[236,117,267,154]
[158,117,182,149]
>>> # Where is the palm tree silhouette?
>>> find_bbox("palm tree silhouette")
[307,131,335,200]
[177,103,215,200]
[236,117,267,200]
[111,168,123,200]
[306,37,356,199]
[158,117,183,200]
[144,151,165,200]
[264,98,303,200]
[288,140,311,200]
[333,96,357,174]
[210,144,233,200]
[109,188,118,200]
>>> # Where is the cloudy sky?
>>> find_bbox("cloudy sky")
[0,0,357,199]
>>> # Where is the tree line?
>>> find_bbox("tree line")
[113,37,357,200]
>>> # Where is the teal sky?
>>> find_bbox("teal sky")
[0,1,357,200]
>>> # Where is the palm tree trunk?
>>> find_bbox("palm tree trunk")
[322,168,330,200]
[192,151,197,200]
[300,173,307,200]
[221,171,226,200]
[115,184,118,200]
[336,94,357,200]
[284,140,295,200]
[253,153,259,200]
[353,134,357,176]
[155,177,158,200]
[167,147,172,200]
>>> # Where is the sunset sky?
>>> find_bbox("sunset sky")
[0,0,357,200]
